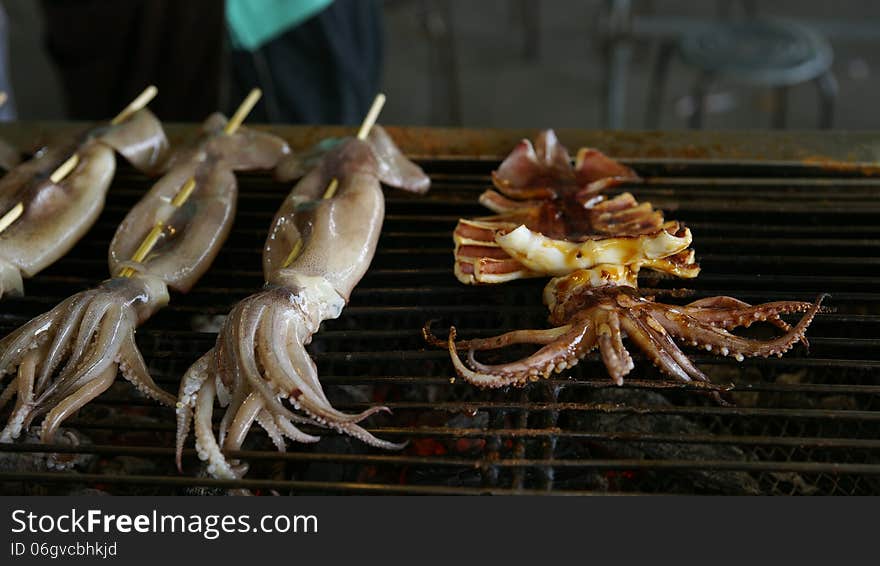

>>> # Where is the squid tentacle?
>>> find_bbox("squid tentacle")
[448,321,596,388]
[596,311,634,386]
[116,331,176,406]
[224,391,266,452]
[0,351,39,441]
[193,377,238,480]
[618,312,701,383]
[655,294,827,360]
[218,384,249,448]
[176,351,212,472]
[35,303,126,412]
[39,363,118,445]
[423,319,572,351]
[35,293,92,394]
[254,409,288,452]
[258,304,383,426]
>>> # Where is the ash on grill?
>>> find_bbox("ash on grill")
[0,141,879,495]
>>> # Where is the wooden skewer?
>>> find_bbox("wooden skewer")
[50,85,159,187]
[0,86,158,238]
[0,202,23,234]
[118,89,262,278]
[282,93,386,268]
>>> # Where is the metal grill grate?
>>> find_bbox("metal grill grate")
[0,127,878,495]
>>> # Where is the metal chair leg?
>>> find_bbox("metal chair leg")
[645,40,674,129]
[420,0,462,126]
[600,0,632,129]
[816,71,838,129]
[689,72,712,129]
[772,86,788,129]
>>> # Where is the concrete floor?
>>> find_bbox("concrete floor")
[5,0,880,130]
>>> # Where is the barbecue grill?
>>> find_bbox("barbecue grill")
[0,125,877,495]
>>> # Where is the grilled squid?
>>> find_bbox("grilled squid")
[430,130,824,390]
[0,110,169,298]
[175,126,430,480]
[0,114,290,446]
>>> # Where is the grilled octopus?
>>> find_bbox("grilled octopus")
[175,126,430,480]
[0,114,290,446]
[428,130,825,389]
[0,109,169,298]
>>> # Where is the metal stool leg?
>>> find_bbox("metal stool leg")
[816,71,838,129]
[772,86,788,129]
[689,72,713,129]
[645,40,674,129]
[420,0,462,126]
[601,0,632,129]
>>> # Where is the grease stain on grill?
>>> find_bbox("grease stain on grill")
[0,150,879,496]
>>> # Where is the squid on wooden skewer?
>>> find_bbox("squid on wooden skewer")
[0,102,168,298]
[175,125,430,480]
[0,112,290,448]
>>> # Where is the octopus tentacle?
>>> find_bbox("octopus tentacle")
[39,363,117,444]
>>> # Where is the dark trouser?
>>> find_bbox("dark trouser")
[228,0,383,125]
[40,0,224,121]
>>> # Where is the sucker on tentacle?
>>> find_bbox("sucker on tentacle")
[175,123,430,479]
[0,108,290,446]
[429,130,827,391]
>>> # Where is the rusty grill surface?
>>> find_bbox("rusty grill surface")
[0,126,879,495]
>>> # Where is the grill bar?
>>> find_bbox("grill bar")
[0,126,878,495]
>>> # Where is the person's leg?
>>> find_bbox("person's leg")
[229,0,384,125]
[40,0,223,121]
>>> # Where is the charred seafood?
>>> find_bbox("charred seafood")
[0,113,290,446]
[175,125,430,480]
[0,103,169,298]
[428,130,825,389]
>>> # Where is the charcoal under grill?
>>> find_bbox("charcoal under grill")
[0,125,878,495]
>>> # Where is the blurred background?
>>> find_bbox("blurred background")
[2,0,879,129]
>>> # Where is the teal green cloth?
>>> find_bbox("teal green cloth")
[226,0,333,51]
